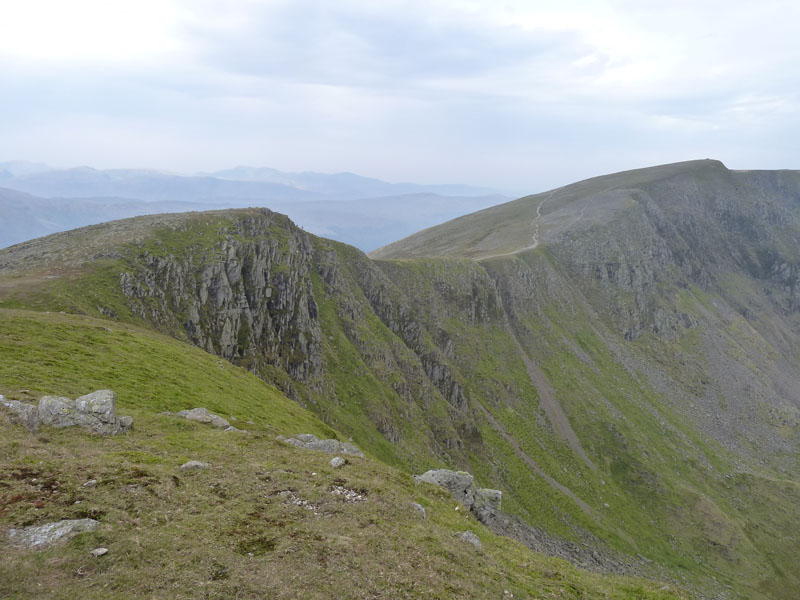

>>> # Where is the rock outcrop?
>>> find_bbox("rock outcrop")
[473,488,503,520]
[0,396,39,433]
[7,519,99,549]
[165,407,245,432]
[175,407,230,428]
[2,390,131,435]
[414,469,502,521]
[118,210,323,384]
[280,433,365,458]
[415,469,477,508]
[38,390,132,435]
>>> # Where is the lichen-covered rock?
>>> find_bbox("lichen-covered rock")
[38,395,75,427]
[176,407,230,429]
[7,519,99,549]
[415,469,502,522]
[415,469,476,509]
[0,396,39,433]
[280,433,365,458]
[75,390,124,430]
[329,456,346,468]
[38,390,132,435]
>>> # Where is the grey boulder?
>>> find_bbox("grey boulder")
[415,469,476,509]
[181,460,210,471]
[38,395,74,427]
[414,468,502,521]
[460,531,482,549]
[330,456,346,469]
[280,433,365,458]
[7,519,99,549]
[0,396,39,433]
[176,407,230,429]
[39,390,132,435]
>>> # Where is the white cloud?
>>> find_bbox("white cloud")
[0,0,797,191]
[0,0,183,63]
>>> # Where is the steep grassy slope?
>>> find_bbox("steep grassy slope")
[0,309,687,599]
[3,160,800,598]
[377,254,800,598]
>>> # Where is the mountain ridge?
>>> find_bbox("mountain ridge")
[370,159,752,260]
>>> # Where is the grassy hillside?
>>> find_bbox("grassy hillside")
[0,309,688,599]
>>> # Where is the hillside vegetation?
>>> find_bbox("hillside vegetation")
[3,160,800,598]
[0,309,686,599]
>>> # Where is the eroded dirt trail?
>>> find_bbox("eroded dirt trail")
[478,192,551,260]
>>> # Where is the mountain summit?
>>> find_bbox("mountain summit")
[372,159,734,259]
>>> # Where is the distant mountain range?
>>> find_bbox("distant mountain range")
[0,161,508,251]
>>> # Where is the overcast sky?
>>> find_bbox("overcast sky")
[0,0,797,194]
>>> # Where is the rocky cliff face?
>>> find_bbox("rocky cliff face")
[117,211,323,384]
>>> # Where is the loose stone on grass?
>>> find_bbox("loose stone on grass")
[330,486,367,503]
[330,456,346,469]
[181,461,210,471]
[280,433,365,458]
[460,531,482,549]
[7,519,100,549]
[174,407,230,428]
